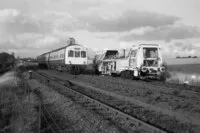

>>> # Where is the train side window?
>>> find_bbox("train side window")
[75,51,80,57]
[68,50,74,57]
[81,51,86,58]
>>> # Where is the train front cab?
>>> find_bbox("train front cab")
[65,45,88,73]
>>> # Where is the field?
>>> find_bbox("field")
[1,63,130,133]
[37,69,200,133]
[168,64,200,74]
[165,58,200,65]
[3,62,200,132]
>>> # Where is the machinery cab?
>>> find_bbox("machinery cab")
[94,50,118,75]
[94,44,166,80]
[117,44,166,80]
[136,44,165,79]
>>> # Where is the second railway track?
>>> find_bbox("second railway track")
[33,71,200,133]
[33,71,169,133]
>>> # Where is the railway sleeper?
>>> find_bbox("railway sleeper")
[34,71,168,133]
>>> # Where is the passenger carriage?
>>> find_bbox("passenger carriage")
[37,38,88,72]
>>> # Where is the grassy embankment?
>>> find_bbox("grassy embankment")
[0,64,39,133]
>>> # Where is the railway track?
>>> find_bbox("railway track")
[33,71,169,133]
[36,71,200,127]
[31,87,67,133]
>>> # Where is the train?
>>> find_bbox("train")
[37,38,88,74]
[93,44,167,80]
[0,52,15,73]
[37,38,167,80]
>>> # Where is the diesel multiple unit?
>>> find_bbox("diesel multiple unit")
[37,38,88,71]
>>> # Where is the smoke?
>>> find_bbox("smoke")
[166,71,200,86]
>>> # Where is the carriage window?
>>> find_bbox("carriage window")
[75,51,80,57]
[81,51,86,58]
[60,53,64,58]
[68,50,74,57]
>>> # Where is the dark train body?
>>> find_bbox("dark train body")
[0,52,15,73]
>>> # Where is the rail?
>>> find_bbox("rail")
[33,71,169,133]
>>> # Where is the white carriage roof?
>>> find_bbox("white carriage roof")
[139,44,159,46]
[39,44,82,56]
[50,44,81,53]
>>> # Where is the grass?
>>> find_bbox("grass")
[0,69,39,133]
[16,62,39,73]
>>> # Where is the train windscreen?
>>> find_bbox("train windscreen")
[143,48,158,58]
[81,51,86,58]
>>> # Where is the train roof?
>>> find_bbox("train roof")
[50,44,82,53]
[139,44,160,47]
[38,44,84,57]
[131,44,160,49]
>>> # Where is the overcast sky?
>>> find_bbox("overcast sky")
[0,0,200,58]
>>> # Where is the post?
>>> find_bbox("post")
[38,102,41,133]
[29,70,32,79]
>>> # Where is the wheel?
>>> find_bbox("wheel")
[58,66,63,72]
[132,71,140,80]
[159,73,167,82]
[125,71,132,79]
[120,71,125,78]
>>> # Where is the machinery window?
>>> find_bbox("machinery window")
[81,51,86,58]
[130,50,137,57]
[75,51,80,57]
[143,48,158,58]
[68,50,74,57]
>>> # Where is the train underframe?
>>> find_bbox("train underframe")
[38,62,87,75]
[99,61,166,81]
[110,69,166,81]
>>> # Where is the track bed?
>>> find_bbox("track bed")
[29,78,132,133]
[35,70,200,133]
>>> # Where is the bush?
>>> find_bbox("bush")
[16,63,38,73]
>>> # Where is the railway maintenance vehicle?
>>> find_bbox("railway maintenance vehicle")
[94,44,166,80]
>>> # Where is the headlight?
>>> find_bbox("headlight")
[160,66,165,72]
[141,66,147,72]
